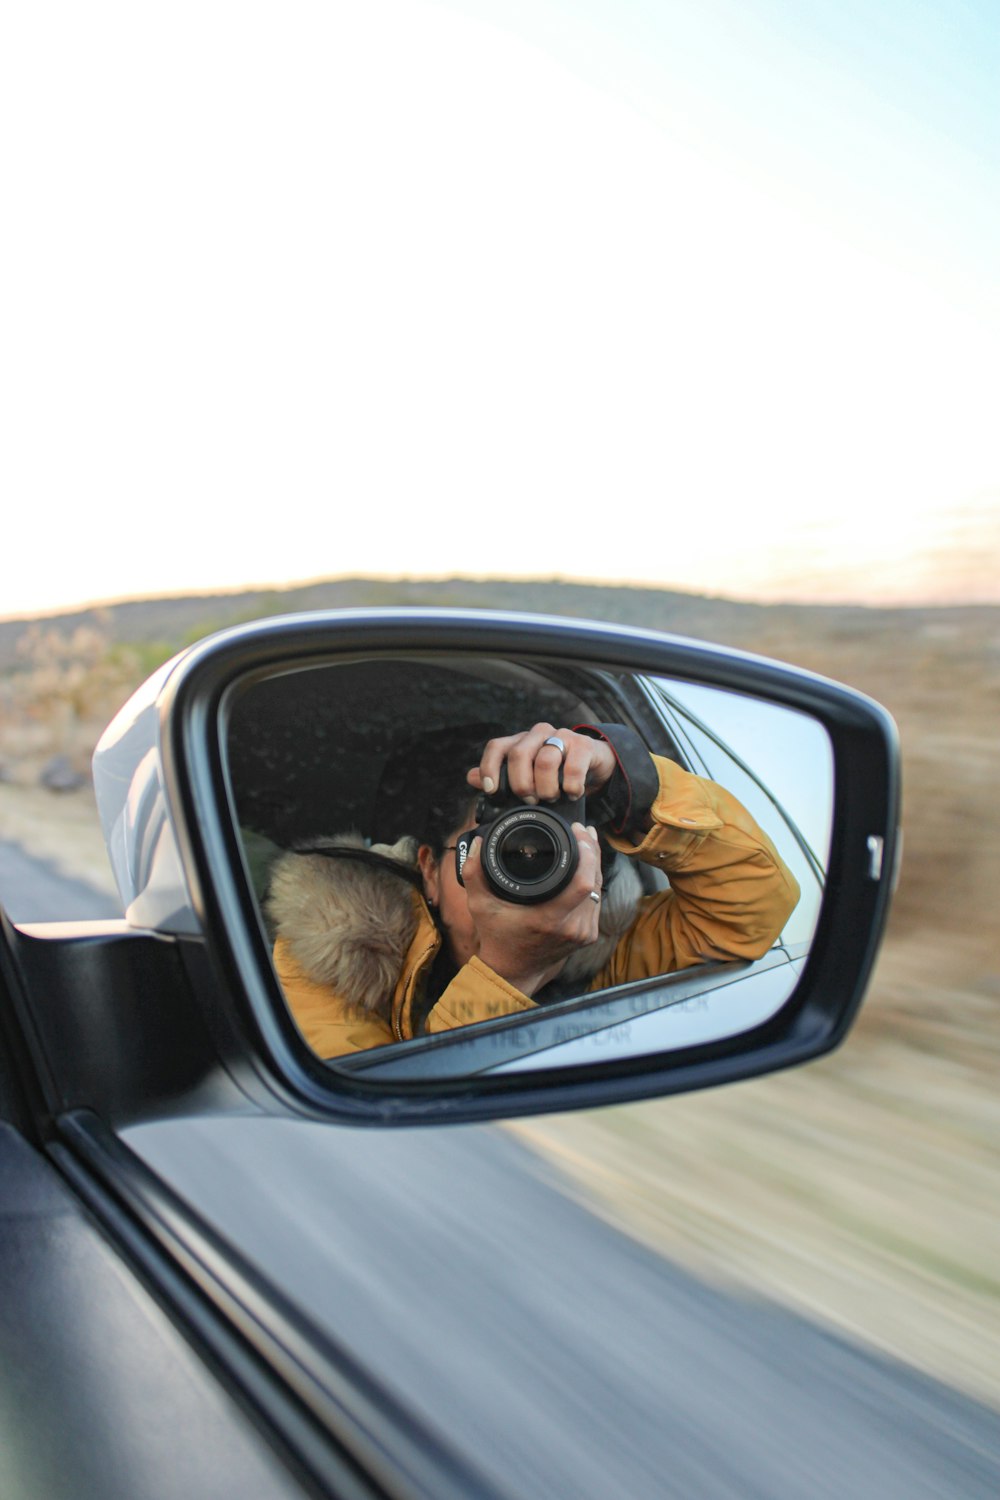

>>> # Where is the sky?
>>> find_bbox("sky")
[2,0,998,618]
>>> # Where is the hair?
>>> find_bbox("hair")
[371,722,505,855]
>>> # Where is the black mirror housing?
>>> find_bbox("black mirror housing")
[80,609,898,1128]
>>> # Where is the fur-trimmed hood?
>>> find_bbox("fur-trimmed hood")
[266,831,645,1014]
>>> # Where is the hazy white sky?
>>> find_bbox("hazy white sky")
[2,0,998,617]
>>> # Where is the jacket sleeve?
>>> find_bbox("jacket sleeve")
[424,957,537,1035]
[592,754,801,987]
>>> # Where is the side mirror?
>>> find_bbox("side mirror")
[93,609,899,1124]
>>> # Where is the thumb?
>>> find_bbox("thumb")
[459,834,483,888]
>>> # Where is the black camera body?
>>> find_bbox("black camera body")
[454,768,585,905]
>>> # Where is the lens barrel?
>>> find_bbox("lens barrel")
[454,773,586,904]
[481,807,578,904]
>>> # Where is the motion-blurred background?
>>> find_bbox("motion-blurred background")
[1,578,997,1409]
[1,0,997,1441]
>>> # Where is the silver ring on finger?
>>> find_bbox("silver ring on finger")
[543,735,566,755]
[588,889,601,904]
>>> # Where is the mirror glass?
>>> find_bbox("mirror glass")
[226,654,833,1080]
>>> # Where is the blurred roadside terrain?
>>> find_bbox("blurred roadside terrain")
[1,579,997,1408]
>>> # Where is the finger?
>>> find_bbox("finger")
[504,722,558,801]
[559,731,593,800]
[575,822,602,891]
[572,899,602,944]
[574,826,604,938]
[532,729,569,803]
[542,823,600,919]
[473,734,521,795]
[560,883,602,943]
[459,835,491,901]
[574,826,603,921]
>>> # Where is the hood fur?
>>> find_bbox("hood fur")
[266,832,644,1009]
[267,834,420,1016]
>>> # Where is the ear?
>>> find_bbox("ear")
[417,844,441,907]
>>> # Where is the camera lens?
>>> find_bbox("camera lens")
[496,825,559,884]
[481,808,579,903]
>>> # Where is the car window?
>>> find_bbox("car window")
[649,678,830,949]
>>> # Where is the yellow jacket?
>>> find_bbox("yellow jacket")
[270,756,801,1059]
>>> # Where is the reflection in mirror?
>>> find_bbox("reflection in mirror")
[226,655,833,1080]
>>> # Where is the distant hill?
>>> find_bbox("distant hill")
[3,574,995,672]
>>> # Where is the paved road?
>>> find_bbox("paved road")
[133,1114,1000,1500]
[7,841,1000,1498]
[0,840,120,922]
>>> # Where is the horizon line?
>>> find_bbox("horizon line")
[2,570,999,626]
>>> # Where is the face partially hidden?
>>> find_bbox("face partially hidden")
[417,820,479,969]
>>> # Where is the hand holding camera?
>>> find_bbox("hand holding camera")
[469,723,618,806]
[459,813,604,998]
[456,725,617,906]
[448,725,612,997]
[451,722,658,997]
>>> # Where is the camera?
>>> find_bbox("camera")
[454,767,585,905]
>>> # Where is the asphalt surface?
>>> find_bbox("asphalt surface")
[131,1114,1000,1500]
[5,841,1000,1498]
[0,840,121,922]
